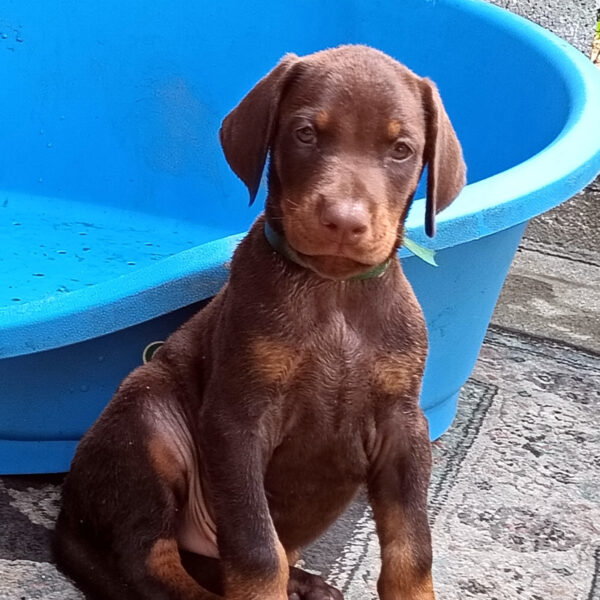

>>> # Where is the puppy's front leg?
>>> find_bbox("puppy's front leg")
[201,409,288,600]
[367,410,435,600]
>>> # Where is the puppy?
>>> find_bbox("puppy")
[53,44,465,600]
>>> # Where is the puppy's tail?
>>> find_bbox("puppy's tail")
[52,514,139,600]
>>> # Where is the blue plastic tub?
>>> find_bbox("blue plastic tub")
[2,0,600,474]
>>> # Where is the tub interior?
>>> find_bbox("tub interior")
[1,0,569,308]
[2,194,231,306]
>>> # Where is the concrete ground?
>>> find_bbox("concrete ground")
[486,0,600,353]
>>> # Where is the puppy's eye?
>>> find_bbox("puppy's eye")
[295,125,316,145]
[391,141,413,161]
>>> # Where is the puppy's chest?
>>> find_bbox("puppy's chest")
[255,311,356,378]
[252,309,418,405]
[308,309,364,372]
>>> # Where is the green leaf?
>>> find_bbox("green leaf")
[402,237,438,266]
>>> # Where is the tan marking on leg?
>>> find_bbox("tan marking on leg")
[372,354,418,395]
[147,538,216,599]
[387,119,402,139]
[147,436,186,490]
[225,538,289,600]
[379,545,435,599]
[251,336,302,386]
[375,504,435,600]
[287,549,300,566]
[315,110,330,129]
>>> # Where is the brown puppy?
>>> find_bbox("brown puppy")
[53,45,465,600]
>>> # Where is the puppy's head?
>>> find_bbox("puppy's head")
[220,45,465,279]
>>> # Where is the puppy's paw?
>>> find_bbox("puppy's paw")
[288,566,344,600]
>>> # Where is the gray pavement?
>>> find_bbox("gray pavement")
[488,0,597,53]
[486,0,600,354]
[492,242,600,351]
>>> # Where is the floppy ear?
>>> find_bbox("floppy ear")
[219,54,300,205]
[421,78,466,237]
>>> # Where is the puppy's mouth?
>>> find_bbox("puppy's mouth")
[293,249,385,280]
[278,220,394,280]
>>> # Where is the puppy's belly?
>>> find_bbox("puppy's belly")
[175,456,359,558]
[265,444,366,550]
[151,404,364,558]
[269,480,360,550]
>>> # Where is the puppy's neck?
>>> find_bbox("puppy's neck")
[224,216,417,337]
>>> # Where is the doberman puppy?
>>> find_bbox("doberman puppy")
[53,45,465,600]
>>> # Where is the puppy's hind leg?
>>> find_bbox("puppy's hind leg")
[103,425,222,600]
[54,368,221,599]
[55,455,220,600]
[55,444,221,600]
[52,515,139,600]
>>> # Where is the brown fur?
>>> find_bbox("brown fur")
[53,44,465,600]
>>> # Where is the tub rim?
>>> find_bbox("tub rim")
[2,0,600,359]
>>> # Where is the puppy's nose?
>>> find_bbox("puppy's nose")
[320,202,369,245]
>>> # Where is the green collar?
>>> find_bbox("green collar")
[264,222,390,281]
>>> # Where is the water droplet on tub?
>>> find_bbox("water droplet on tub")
[39,129,44,135]
[16,34,23,43]
[127,261,136,266]
[32,273,45,277]
[80,385,89,392]
[1,33,7,40]
[11,297,21,302]
[47,142,53,148]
